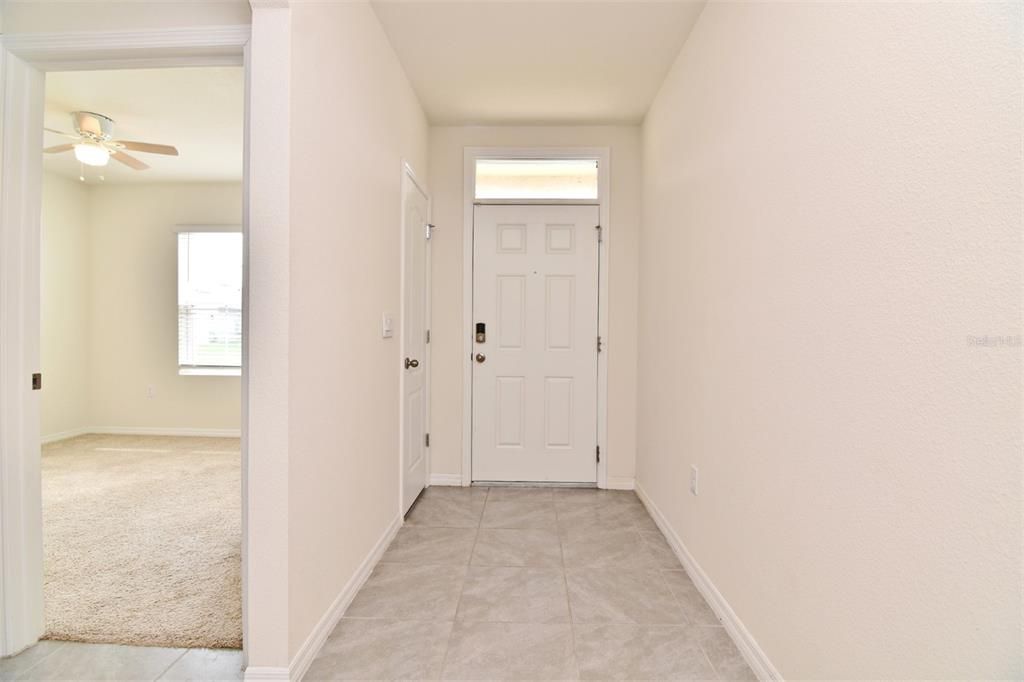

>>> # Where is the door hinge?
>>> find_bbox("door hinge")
[597,335,603,353]
[426,329,431,344]
[32,373,42,391]
[425,433,431,447]
[426,223,435,240]
[596,445,601,462]
[595,224,603,243]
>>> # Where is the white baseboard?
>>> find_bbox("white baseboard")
[287,513,403,682]
[634,482,783,682]
[605,476,635,490]
[242,667,290,681]
[90,426,242,438]
[429,473,464,486]
[45,426,242,439]
[40,427,91,444]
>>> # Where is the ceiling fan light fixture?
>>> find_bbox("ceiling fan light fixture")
[74,142,110,167]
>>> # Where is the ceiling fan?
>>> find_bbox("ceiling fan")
[43,111,178,170]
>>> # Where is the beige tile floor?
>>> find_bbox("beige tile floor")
[0,642,242,681]
[2,487,755,681]
[306,486,756,681]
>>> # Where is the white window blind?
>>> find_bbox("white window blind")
[178,232,242,374]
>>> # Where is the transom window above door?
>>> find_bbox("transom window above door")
[475,159,598,200]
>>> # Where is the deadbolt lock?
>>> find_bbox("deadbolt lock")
[475,322,486,343]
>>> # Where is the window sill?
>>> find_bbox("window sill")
[179,367,241,377]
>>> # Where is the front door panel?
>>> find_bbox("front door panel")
[472,204,599,483]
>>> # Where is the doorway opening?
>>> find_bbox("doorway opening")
[463,149,611,486]
[38,66,244,655]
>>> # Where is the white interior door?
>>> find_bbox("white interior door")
[401,171,430,513]
[472,204,600,483]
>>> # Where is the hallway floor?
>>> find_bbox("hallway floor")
[0,641,241,681]
[306,486,755,681]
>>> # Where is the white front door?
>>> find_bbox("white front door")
[401,171,430,513]
[472,204,600,483]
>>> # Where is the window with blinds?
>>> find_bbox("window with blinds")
[178,231,243,375]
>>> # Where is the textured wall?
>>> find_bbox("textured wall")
[638,2,1022,678]
[88,183,243,432]
[40,173,92,439]
[286,0,429,658]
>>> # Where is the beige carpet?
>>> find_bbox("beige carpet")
[42,434,242,649]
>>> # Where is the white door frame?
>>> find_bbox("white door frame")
[399,160,432,512]
[0,20,290,668]
[462,146,611,488]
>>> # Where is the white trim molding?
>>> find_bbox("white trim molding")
[0,25,250,71]
[461,146,612,489]
[0,20,279,668]
[605,476,635,490]
[285,514,403,682]
[429,473,464,487]
[239,668,290,682]
[634,482,783,682]
[0,42,46,659]
[48,427,242,440]
[40,428,90,445]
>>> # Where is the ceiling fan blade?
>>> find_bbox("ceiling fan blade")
[43,144,74,154]
[44,127,80,139]
[114,141,179,156]
[111,151,149,171]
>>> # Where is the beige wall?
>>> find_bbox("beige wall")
[88,183,243,432]
[428,126,641,485]
[637,2,1022,679]
[40,179,243,438]
[40,173,92,439]
[286,0,429,658]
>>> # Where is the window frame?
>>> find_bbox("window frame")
[176,225,243,377]
[474,158,600,202]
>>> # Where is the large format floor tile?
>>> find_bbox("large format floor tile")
[457,566,570,623]
[441,622,576,680]
[304,618,452,681]
[303,485,753,682]
[157,648,243,681]
[560,527,657,569]
[406,487,489,528]
[345,562,467,620]
[1,642,243,682]
[9,642,185,681]
[380,526,478,565]
[573,623,717,680]
[471,528,563,567]
[567,568,686,624]
[0,642,65,681]
[480,492,558,529]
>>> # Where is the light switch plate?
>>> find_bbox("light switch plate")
[382,313,394,338]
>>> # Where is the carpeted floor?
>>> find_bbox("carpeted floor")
[41,434,242,649]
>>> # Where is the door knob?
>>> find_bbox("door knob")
[405,358,419,369]
[475,354,486,363]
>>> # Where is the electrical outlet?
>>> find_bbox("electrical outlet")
[690,466,699,495]
[146,385,156,399]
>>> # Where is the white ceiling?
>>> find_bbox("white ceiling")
[370,0,706,125]
[43,66,243,184]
